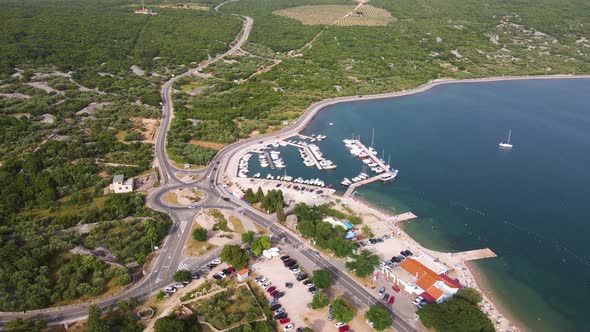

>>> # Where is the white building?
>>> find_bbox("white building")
[110,174,134,193]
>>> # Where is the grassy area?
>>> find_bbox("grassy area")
[163,192,181,205]
[273,5,355,25]
[189,284,264,330]
[186,222,217,256]
[21,195,108,219]
[228,215,245,233]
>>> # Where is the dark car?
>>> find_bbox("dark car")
[274,291,285,299]
[191,273,201,279]
[275,313,287,320]
[270,290,279,297]
[212,274,222,280]
[289,265,299,271]
[270,304,282,311]
[284,260,297,267]
[405,250,413,256]
[308,287,316,293]
[222,197,230,201]
[303,280,313,286]
[297,274,309,281]
[383,293,390,302]
[222,269,230,275]
[227,266,236,273]
[285,282,293,288]
[280,255,290,260]
[276,183,281,188]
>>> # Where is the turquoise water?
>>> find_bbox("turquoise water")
[295,79,590,332]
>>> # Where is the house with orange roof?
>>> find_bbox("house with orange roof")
[383,256,460,304]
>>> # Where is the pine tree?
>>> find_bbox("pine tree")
[276,201,285,223]
[256,187,264,202]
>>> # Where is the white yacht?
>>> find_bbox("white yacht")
[499,130,513,149]
[380,170,399,182]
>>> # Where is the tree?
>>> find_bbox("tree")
[5,318,47,332]
[117,299,130,312]
[241,230,255,244]
[220,245,250,269]
[297,219,316,238]
[156,289,166,300]
[251,235,271,256]
[255,187,264,202]
[244,188,258,204]
[345,249,379,278]
[455,287,483,305]
[154,314,202,332]
[310,290,329,309]
[417,298,494,332]
[173,269,192,282]
[365,305,392,331]
[87,305,110,332]
[276,201,285,223]
[311,269,332,289]
[332,298,356,323]
[192,227,208,241]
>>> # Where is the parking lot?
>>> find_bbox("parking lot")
[252,256,315,330]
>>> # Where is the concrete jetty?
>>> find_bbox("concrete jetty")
[451,248,497,261]
[389,212,418,223]
[343,174,382,198]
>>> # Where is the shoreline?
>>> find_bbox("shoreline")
[342,193,524,332]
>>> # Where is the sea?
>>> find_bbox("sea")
[244,78,590,331]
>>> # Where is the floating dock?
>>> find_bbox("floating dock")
[451,248,497,261]
[263,151,275,169]
[283,140,323,170]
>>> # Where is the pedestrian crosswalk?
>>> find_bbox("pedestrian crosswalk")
[177,262,189,271]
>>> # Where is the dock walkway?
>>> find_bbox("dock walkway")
[452,248,497,261]
[342,175,382,198]
[283,140,323,170]
[263,151,275,169]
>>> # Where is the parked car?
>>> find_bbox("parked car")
[258,278,267,284]
[285,282,293,288]
[174,282,185,288]
[388,296,395,305]
[289,264,299,270]
[263,281,272,288]
[164,287,176,293]
[274,308,285,315]
[283,324,294,331]
[279,318,291,325]
[392,285,400,292]
[335,322,346,328]
[222,269,230,275]
[308,287,316,293]
[255,275,264,282]
[227,266,236,273]
[270,303,282,311]
[280,255,290,260]
[218,271,226,279]
[338,325,350,332]
[275,313,287,320]
[211,258,222,265]
[383,293,390,302]
[290,269,301,274]
[378,287,386,296]
[303,280,313,286]
[296,273,308,281]
[270,290,279,297]
[274,292,285,299]
[266,286,276,293]
[191,273,201,279]
[212,274,222,280]
[284,260,297,267]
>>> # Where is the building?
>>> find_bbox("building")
[383,255,461,304]
[237,269,249,282]
[110,174,134,193]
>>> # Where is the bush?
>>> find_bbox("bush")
[192,227,208,241]
[173,270,192,282]
[417,298,494,332]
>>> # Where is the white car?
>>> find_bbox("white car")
[283,324,294,331]
[335,322,346,328]
[263,281,272,289]
[290,269,301,274]
[164,287,176,293]
[305,283,315,288]
[211,258,222,265]
[174,282,185,288]
[218,271,226,279]
[258,278,267,284]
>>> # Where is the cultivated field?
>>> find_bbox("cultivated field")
[273,4,394,26]
[335,5,395,26]
[273,5,356,25]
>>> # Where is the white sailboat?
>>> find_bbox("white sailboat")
[499,130,513,149]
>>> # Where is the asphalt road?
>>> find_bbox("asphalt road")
[0,11,418,332]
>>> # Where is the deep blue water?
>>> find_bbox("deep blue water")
[288,79,590,331]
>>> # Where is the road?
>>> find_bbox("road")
[0,11,419,332]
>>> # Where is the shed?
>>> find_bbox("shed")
[237,269,249,282]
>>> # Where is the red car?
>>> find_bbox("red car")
[388,295,395,305]
[279,318,291,325]
[338,325,350,332]
[270,290,278,297]
[227,266,236,273]
[266,286,276,294]
[391,285,400,292]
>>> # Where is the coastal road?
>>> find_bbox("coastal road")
[0,7,422,331]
